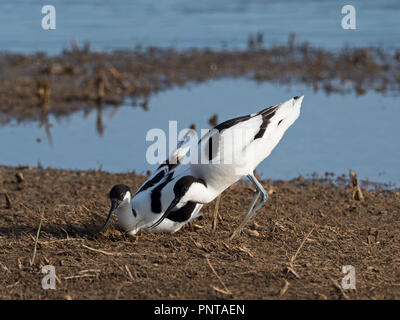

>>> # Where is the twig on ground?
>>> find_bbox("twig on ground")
[125,265,135,281]
[290,227,315,267]
[211,286,232,295]
[79,269,101,274]
[82,244,122,256]
[237,246,254,257]
[206,255,232,296]
[330,278,350,300]
[64,274,98,280]
[38,238,84,245]
[286,227,315,278]
[278,279,290,297]
[30,208,45,266]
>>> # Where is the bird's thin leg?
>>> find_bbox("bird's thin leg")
[247,173,269,213]
[229,189,260,240]
[230,173,268,240]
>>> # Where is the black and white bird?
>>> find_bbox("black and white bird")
[99,96,304,239]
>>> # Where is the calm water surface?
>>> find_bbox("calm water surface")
[1,79,399,186]
[1,1,399,186]
[0,0,399,54]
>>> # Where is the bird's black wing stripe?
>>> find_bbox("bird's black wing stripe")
[257,104,278,116]
[213,114,252,133]
[203,105,277,143]
[200,105,278,152]
[166,201,197,223]
[254,105,278,140]
[199,114,252,145]
[202,114,253,160]
[157,159,180,172]
[137,170,165,194]
[140,157,181,194]
[150,173,174,213]
[208,135,213,161]
[206,132,221,161]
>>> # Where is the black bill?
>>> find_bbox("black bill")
[98,199,120,234]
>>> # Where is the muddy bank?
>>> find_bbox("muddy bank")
[0,165,399,299]
[1,40,400,124]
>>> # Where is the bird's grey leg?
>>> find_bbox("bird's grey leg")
[230,173,268,240]
[229,190,260,240]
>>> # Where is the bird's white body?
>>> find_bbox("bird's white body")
[174,95,303,203]
[109,96,304,236]
[114,167,203,236]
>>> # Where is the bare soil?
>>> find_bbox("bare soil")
[0,165,399,300]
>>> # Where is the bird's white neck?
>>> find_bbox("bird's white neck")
[115,193,137,231]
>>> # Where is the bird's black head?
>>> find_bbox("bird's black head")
[98,184,133,234]
[109,184,131,201]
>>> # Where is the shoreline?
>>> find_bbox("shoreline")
[1,164,397,191]
[1,43,399,124]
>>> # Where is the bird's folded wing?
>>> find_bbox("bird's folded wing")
[135,129,195,195]
[195,115,264,164]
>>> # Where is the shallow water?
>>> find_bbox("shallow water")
[1,0,399,54]
[1,79,399,186]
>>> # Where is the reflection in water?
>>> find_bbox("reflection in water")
[96,102,124,137]
[140,95,149,111]
[129,94,150,111]
[140,99,148,111]
[108,105,120,120]
[0,79,399,186]
[38,100,121,144]
[37,80,54,147]
[96,102,104,137]
[39,110,53,148]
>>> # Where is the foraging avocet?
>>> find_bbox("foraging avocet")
[99,96,303,239]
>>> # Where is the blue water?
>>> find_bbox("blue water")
[0,0,399,54]
[0,1,399,186]
[1,79,399,186]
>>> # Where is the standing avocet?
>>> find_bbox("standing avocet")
[99,96,304,239]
